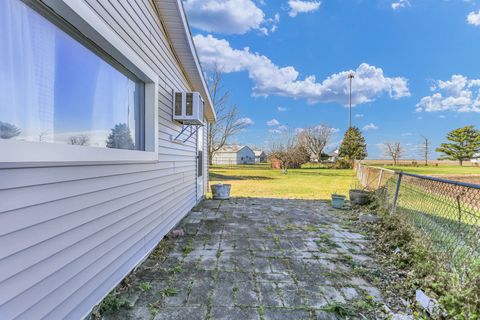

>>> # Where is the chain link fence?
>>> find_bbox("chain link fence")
[356,163,480,270]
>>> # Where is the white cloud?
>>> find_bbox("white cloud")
[269,124,288,134]
[439,115,446,119]
[266,118,280,126]
[402,132,413,136]
[194,34,410,105]
[416,75,480,113]
[467,10,480,26]
[363,123,379,131]
[235,117,254,125]
[277,106,287,112]
[355,114,364,118]
[184,0,276,35]
[288,0,321,17]
[391,0,410,10]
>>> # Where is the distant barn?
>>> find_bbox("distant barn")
[212,145,255,165]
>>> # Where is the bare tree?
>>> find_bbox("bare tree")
[207,69,251,165]
[268,132,308,173]
[297,124,334,162]
[38,130,49,142]
[69,134,90,146]
[383,142,404,165]
[417,136,431,166]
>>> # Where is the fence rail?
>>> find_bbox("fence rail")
[356,163,480,270]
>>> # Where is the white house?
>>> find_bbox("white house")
[328,149,340,162]
[471,153,480,164]
[212,145,255,165]
[0,0,215,319]
[252,148,267,163]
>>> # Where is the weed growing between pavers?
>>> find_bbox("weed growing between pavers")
[321,295,384,318]
[90,238,174,319]
[169,265,182,274]
[182,239,194,257]
[95,293,132,315]
[162,286,178,297]
[315,233,340,249]
[149,301,161,318]
[137,282,152,292]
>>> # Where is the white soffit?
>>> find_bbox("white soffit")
[153,0,216,122]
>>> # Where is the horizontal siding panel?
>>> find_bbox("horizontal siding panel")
[0,162,172,190]
[48,198,194,320]
[0,174,185,263]
[0,167,183,212]
[0,170,190,237]
[7,187,194,320]
[1,184,193,312]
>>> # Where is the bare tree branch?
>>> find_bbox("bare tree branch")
[297,124,334,161]
[417,136,431,166]
[207,68,251,164]
[68,134,90,146]
[383,142,404,165]
[268,131,308,173]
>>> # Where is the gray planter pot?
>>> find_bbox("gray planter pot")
[211,184,232,200]
[331,194,346,209]
[349,189,372,206]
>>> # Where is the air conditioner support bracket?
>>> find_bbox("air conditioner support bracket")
[172,123,203,143]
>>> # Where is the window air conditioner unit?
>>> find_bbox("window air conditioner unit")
[173,92,204,125]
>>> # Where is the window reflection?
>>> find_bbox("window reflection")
[0,0,145,150]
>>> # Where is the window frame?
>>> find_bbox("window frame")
[0,0,159,167]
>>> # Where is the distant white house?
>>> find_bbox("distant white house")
[471,153,480,163]
[328,149,340,162]
[252,148,267,163]
[212,145,255,164]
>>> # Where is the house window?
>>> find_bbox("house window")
[0,0,145,151]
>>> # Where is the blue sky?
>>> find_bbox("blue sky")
[184,0,480,158]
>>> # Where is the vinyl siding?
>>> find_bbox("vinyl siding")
[236,148,255,165]
[212,152,239,165]
[0,0,207,319]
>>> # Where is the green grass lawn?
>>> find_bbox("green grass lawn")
[372,164,480,175]
[209,164,355,200]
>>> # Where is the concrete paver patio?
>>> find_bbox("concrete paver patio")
[103,198,390,320]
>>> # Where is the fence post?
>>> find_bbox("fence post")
[365,168,370,189]
[377,169,384,189]
[391,172,403,213]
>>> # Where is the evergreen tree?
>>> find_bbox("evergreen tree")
[436,125,480,166]
[338,126,368,161]
[106,123,135,150]
[0,121,21,139]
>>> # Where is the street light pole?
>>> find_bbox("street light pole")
[348,72,355,128]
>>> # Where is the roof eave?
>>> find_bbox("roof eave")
[153,0,216,122]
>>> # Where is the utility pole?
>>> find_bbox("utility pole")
[348,72,355,128]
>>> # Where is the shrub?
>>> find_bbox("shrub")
[334,159,352,169]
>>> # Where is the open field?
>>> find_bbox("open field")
[361,159,478,166]
[374,164,480,175]
[209,164,354,200]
